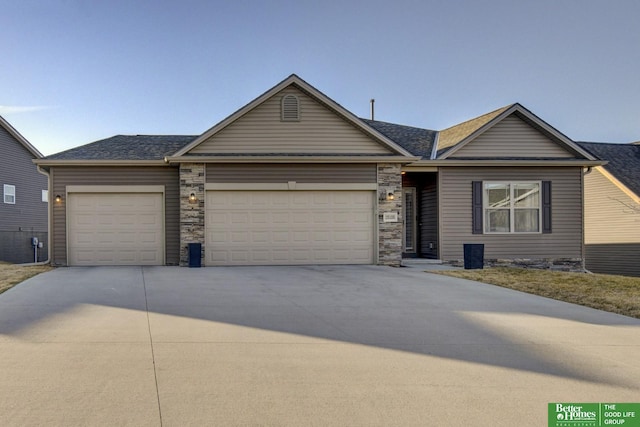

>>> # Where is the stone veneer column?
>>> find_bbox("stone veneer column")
[377,163,403,266]
[180,163,205,266]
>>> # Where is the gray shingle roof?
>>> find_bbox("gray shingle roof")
[360,119,437,159]
[577,141,640,196]
[45,135,197,160]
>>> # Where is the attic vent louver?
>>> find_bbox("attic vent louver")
[281,94,300,121]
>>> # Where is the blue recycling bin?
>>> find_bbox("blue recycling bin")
[463,243,484,269]
[188,243,201,268]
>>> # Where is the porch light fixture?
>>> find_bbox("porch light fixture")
[55,194,62,203]
[189,193,197,203]
[379,186,396,201]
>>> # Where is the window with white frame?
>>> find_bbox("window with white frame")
[484,182,541,233]
[42,189,48,203]
[3,184,16,204]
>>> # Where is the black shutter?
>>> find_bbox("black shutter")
[542,181,552,233]
[472,181,483,234]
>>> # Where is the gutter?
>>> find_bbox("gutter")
[33,159,169,167]
[405,159,606,167]
[163,155,421,164]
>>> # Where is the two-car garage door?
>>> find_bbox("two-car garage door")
[205,191,374,265]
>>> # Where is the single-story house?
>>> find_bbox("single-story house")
[576,141,640,276]
[0,114,48,263]
[35,74,602,268]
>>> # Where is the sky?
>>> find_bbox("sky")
[1,0,639,156]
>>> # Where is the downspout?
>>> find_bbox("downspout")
[432,132,442,262]
[22,165,52,265]
[581,166,593,272]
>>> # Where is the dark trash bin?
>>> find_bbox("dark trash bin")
[188,243,202,268]
[463,243,484,269]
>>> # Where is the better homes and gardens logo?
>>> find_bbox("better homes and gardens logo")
[551,404,597,426]
[549,403,640,427]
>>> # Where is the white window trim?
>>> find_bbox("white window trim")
[3,184,16,204]
[483,181,542,234]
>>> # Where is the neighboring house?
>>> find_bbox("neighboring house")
[35,75,601,268]
[0,115,48,263]
[576,141,640,276]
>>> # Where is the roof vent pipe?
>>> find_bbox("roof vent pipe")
[370,99,375,120]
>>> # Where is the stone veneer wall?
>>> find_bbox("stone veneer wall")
[179,163,205,266]
[445,257,584,272]
[377,163,403,266]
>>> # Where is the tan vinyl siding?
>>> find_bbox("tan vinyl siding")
[190,87,392,155]
[450,115,575,158]
[206,163,377,183]
[50,166,180,266]
[584,167,640,244]
[584,167,640,276]
[439,167,583,261]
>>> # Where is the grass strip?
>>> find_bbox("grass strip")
[433,267,640,319]
[0,262,53,294]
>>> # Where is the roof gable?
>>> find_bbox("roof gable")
[450,114,576,158]
[0,114,42,158]
[174,75,413,158]
[436,105,510,156]
[436,103,595,160]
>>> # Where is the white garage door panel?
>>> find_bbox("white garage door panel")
[68,193,164,266]
[206,190,374,265]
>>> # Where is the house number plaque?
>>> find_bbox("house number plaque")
[383,212,398,223]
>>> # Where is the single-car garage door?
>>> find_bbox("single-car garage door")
[67,192,164,266]
[206,191,374,265]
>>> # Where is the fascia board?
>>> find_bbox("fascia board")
[405,159,606,167]
[164,155,419,164]
[33,159,169,166]
[402,165,438,172]
[0,115,43,158]
[596,166,640,204]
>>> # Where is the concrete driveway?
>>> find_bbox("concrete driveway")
[0,265,638,426]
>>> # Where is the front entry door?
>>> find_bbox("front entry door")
[403,187,417,253]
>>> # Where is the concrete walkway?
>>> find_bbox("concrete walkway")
[0,265,638,426]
